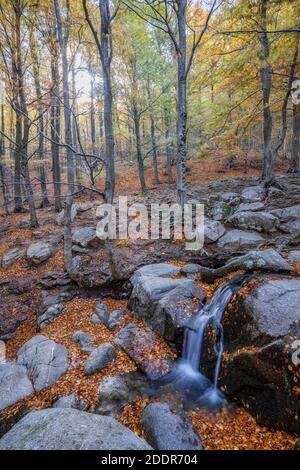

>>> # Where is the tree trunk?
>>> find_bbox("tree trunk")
[290,104,300,173]
[259,0,274,185]
[134,109,147,193]
[176,0,187,207]
[50,50,62,212]
[150,113,160,185]
[164,107,174,184]
[0,105,9,214]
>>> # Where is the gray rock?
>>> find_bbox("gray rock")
[129,264,205,343]
[227,211,278,233]
[55,203,81,225]
[0,408,152,450]
[52,394,86,410]
[26,242,52,266]
[204,219,226,244]
[108,309,126,329]
[241,186,265,203]
[1,248,25,268]
[71,331,93,348]
[180,264,202,274]
[16,335,69,392]
[0,363,33,410]
[72,227,100,248]
[280,219,300,241]
[115,323,174,380]
[96,371,148,417]
[220,192,239,204]
[37,304,63,330]
[84,343,116,375]
[211,201,232,221]
[235,202,265,213]
[95,302,109,326]
[271,203,300,222]
[142,402,203,450]
[91,313,102,325]
[217,229,265,252]
[130,263,181,283]
[288,250,300,264]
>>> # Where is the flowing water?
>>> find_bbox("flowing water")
[159,275,248,409]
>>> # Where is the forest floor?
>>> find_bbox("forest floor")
[0,151,298,450]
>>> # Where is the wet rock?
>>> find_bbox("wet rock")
[227,211,278,233]
[142,402,203,450]
[108,309,126,329]
[241,186,265,203]
[0,408,152,450]
[72,227,100,248]
[84,343,116,375]
[217,229,265,252]
[221,278,300,433]
[1,248,25,268]
[129,264,205,344]
[204,219,226,244]
[0,363,33,411]
[94,302,109,326]
[115,323,174,380]
[16,335,69,392]
[96,371,148,417]
[26,242,52,266]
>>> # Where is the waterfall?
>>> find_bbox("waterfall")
[160,275,247,409]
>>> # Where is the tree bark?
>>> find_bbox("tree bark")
[259,0,274,185]
[290,104,300,173]
[133,108,147,193]
[164,107,174,184]
[50,47,62,212]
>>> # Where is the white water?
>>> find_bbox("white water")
[165,276,246,409]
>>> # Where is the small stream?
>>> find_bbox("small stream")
[158,275,249,409]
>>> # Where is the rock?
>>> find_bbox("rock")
[280,219,300,242]
[220,278,300,433]
[52,394,86,411]
[91,313,102,325]
[55,203,81,225]
[204,219,226,244]
[288,250,300,264]
[96,371,148,417]
[142,402,203,450]
[235,202,265,213]
[211,201,232,221]
[131,263,181,281]
[220,192,239,204]
[129,264,206,344]
[0,363,33,410]
[0,340,5,364]
[84,343,116,375]
[72,227,100,248]
[241,186,265,203]
[199,249,291,283]
[180,264,202,275]
[115,323,174,380]
[37,304,63,330]
[217,229,265,252]
[227,211,278,233]
[1,248,25,268]
[108,309,126,329]
[94,302,109,326]
[0,408,152,450]
[26,242,52,266]
[295,439,300,450]
[271,203,300,222]
[71,331,93,349]
[16,335,69,392]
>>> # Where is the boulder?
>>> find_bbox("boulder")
[108,309,126,329]
[288,250,300,264]
[210,201,232,221]
[217,229,265,252]
[220,278,300,433]
[26,242,52,266]
[235,202,265,213]
[94,302,109,326]
[280,219,300,242]
[115,323,174,380]
[37,304,63,330]
[1,248,25,268]
[227,211,278,233]
[52,394,86,411]
[72,227,100,248]
[96,371,148,417]
[0,363,33,410]
[16,335,69,392]
[129,264,206,344]
[0,408,152,450]
[271,203,300,222]
[241,186,265,203]
[142,402,203,450]
[84,343,116,375]
[204,219,226,244]
[71,331,93,349]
